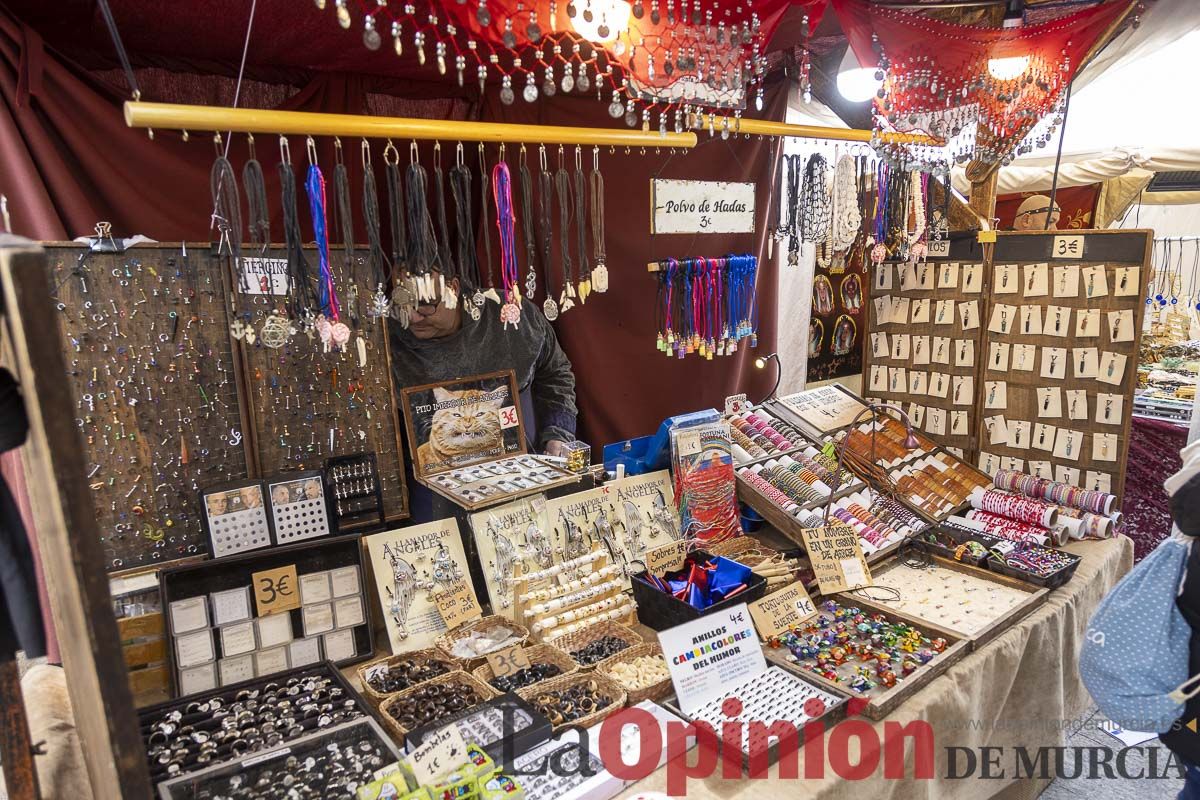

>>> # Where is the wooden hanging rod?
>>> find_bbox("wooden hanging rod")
[124,101,938,151]
[124,102,699,148]
[694,114,943,146]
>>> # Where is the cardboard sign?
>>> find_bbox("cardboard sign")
[485,645,532,679]
[1052,234,1085,259]
[432,579,483,631]
[252,565,301,616]
[406,724,470,785]
[643,539,690,575]
[238,257,291,295]
[656,603,766,715]
[724,393,748,415]
[748,583,819,639]
[650,179,755,234]
[799,524,872,594]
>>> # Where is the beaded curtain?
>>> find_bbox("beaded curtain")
[833,0,1139,162]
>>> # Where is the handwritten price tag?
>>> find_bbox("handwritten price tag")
[432,579,483,631]
[800,524,872,594]
[643,539,690,575]
[406,724,469,785]
[485,645,532,679]
[252,564,300,616]
[748,583,819,640]
[499,405,520,430]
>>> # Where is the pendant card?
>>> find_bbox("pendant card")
[267,471,334,546]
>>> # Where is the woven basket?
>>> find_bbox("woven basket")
[516,671,628,731]
[709,535,781,565]
[472,642,579,693]
[549,621,644,670]
[355,647,461,709]
[434,614,531,668]
[595,642,673,705]
[377,670,499,743]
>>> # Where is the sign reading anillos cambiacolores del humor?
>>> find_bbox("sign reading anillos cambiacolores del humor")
[650,179,755,234]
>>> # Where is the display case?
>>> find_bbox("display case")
[399,370,580,511]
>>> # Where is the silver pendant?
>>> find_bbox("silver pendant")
[523,83,539,102]
[561,73,575,93]
[543,297,559,321]
[576,71,591,92]
[608,101,624,118]
[472,290,485,307]
[525,270,537,299]
[500,85,515,105]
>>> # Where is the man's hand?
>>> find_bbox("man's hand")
[544,440,569,458]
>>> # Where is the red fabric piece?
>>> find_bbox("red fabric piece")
[1125,416,1186,563]
[996,184,1101,231]
[833,0,1134,143]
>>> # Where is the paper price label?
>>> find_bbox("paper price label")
[643,539,690,575]
[748,583,819,639]
[1052,234,1085,259]
[485,645,532,679]
[252,565,301,616]
[724,393,748,415]
[499,405,520,429]
[927,239,950,258]
[432,579,483,631]
[406,724,470,786]
[800,524,872,594]
[676,430,702,457]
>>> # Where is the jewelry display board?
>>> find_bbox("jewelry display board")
[48,243,412,573]
[158,534,372,697]
[863,553,1049,648]
[469,495,552,618]
[974,230,1152,500]
[232,246,408,524]
[362,519,475,653]
[48,244,250,572]
[400,370,579,511]
[862,241,989,459]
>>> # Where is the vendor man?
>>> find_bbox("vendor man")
[389,276,578,516]
[1010,194,1061,231]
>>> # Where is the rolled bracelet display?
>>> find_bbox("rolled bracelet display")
[520,550,604,584]
[1053,509,1114,540]
[969,487,1058,528]
[992,469,1117,517]
[531,594,624,633]
[965,509,1054,545]
[739,467,799,513]
[520,565,621,604]
[542,601,635,640]
[530,578,625,616]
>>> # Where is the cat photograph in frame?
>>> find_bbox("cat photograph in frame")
[199,479,273,559]
[401,370,525,475]
[400,371,579,510]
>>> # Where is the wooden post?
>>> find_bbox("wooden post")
[0,243,152,798]
[0,659,39,800]
[967,162,1000,229]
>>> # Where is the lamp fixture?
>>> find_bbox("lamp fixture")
[754,352,782,402]
[988,0,1030,81]
[835,44,882,103]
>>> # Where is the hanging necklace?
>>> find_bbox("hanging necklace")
[799,153,830,244]
[304,138,349,351]
[785,154,801,266]
[589,146,609,293]
[449,146,482,322]
[431,142,458,310]
[518,146,539,300]
[276,138,317,330]
[555,151,576,313]
[830,154,861,253]
[536,146,558,320]
[477,143,498,304]
[493,155,521,329]
[404,143,442,304]
[572,146,592,302]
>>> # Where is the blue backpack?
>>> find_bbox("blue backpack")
[1080,532,1200,733]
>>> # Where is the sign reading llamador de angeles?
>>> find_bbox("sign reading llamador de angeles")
[650,179,755,234]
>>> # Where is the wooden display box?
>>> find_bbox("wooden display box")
[398,370,580,511]
[765,593,969,720]
[158,534,374,697]
[864,553,1049,649]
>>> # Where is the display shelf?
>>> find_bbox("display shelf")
[765,594,969,720]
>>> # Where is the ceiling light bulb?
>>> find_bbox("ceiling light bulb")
[836,45,881,103]
[988,55,1031,81]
